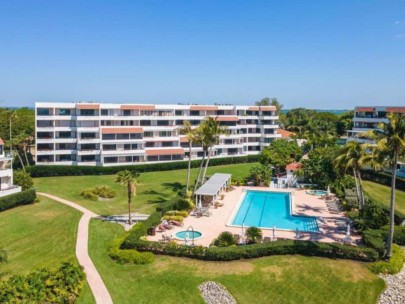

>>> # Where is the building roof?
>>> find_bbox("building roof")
[194,173,232,196]
[215,116,239,122]
[145,148,184,156]
[190,105,218,111]
[386,107,405,113]
[0,138,3,145]
[286,162,303,171]
[101,127,143,134]
[120,105,156,110]
[355,107,375,112]
[277,129,296,138]
[248,106,276,111]
[76,103,100,110]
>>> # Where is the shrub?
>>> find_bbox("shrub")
[368,245,405,274]
[162,215,184,222]
[362,229,386,257]
[246,226,263,244]
[80,189,98,201]
[129,239,378,262]
[13,170,33,191]
[109,238,154,264]
[0,263,84,303]
[165,210,188,217]
[27,155,260,177]
[213,231,237,247]
[0,189,36,212]
[80,186,116,201]
[175,198,195,211]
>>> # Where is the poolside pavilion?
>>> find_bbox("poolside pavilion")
[194,173,232,208]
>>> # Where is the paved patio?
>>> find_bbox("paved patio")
[147,186,360,246]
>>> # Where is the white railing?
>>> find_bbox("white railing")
[0,186,22,197]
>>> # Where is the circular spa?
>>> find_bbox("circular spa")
[306,190,328,196]
[174,230,203,240]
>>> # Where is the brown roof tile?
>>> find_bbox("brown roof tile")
[101,127,143,134]
[145,148,184,156]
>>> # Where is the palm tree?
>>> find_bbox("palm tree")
[201,117,229,183]
[333,141,367,209]
[193,126,208,193]
[365,113,405,259]
[178,121,196,192]
[115,170,139,225]
[245,226,263,244]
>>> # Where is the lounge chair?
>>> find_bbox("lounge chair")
[262,236,272,243]
[157,224,166,232]
[169,220,184,227]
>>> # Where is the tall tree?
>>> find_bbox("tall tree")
[178,121,196,192]
[115,170,139,225]
[333,141,367,209]
[365,113,405,259]
[260,139,303,174]
[201,117,229,183]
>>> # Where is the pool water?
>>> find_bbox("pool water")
[175,231,202,239]
[231,190,319,232]
[307,190,328,196]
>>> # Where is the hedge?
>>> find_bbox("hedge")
[368,244,405,274]
[109,238,154,264]
[362,226,405,258]
[0,188,37,212]
[124,239,379,262]
[361,169,405,191]
[27,155,260,177]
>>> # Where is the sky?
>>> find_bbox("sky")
[0,0,404,109]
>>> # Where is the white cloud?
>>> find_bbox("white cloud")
[395,20,401,25]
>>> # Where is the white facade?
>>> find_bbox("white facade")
[35,102,281,166]
[347,106,405,143]
[0,139,22,197]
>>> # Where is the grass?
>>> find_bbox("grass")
[86,219,385,304]
[34,163,256,215]
[363,180,405,214]
[0,197,81,277]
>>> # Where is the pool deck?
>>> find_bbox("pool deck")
[147,186,360,246]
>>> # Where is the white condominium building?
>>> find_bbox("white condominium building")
[35,102,281,166]
[347,106,405,143]
[0,138,22,197]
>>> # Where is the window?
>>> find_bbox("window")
[130,133,142,139]
[162,141,173,147]
[37,132,53,139]
[145,142,154,148]
[147,156,158,162]
[103,144,116,150]
[81,155,96,162]
[224,139,233,145]
[172,155,183,160]
[58,109,71,115]
[102,134,115,140]
[160,155,171,161]
[216,110,224,115]
[116,134,129,140]
[80,132,96,139]
[175,110,183,116]
[37,108,51,115]
[143,131,153,137]
[37,120,53,127]
[159,131,171,137]
[140,120,151,126]
[124,144,131,150]
[101,109,108,116]
[104,157,118,163]
[81,144,96,150]
[157,120,169,126]
[37,144,53,151]
[80,109,95,116]
[58,154,73,161]
[131,144,140,150]
[58,131,72,138]
[123,110,131,116]
[0,145,3,154]
[190,110,200,116]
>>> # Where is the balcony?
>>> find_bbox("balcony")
[0,186,22,198]
[0,168,13,178]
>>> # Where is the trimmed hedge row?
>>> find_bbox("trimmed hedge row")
[109,238,154,264]
[368,244,405,274]
[0,188,37,212]
[123,239,379,262]
[27,155,260,177]
[361,169,405,191]
[362,226,405,257]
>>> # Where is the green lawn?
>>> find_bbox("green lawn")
[34,163,256,215]
[0,197,81,277]
[86,219,385,304]
[363,180,405,214]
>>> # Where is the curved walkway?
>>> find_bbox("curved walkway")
[38,192,113,304]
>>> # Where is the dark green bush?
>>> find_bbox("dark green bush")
[13,170,34,191]
[0,262,84,303]
[368,244,405,274]
[381,225,405,245]
[80,189,98,201]
[109,238,154,264]
[175,197,195,211]
[362,229,386,257]
[213,231,237,247]
[0,188,36,212]
[127,239,379,262]
[27,155,260,177]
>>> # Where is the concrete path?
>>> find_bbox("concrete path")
[38,192,113,304]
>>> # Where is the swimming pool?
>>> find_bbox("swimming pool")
[174,231,203,240]
[306,190,328,196]
[231,190,319,232]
